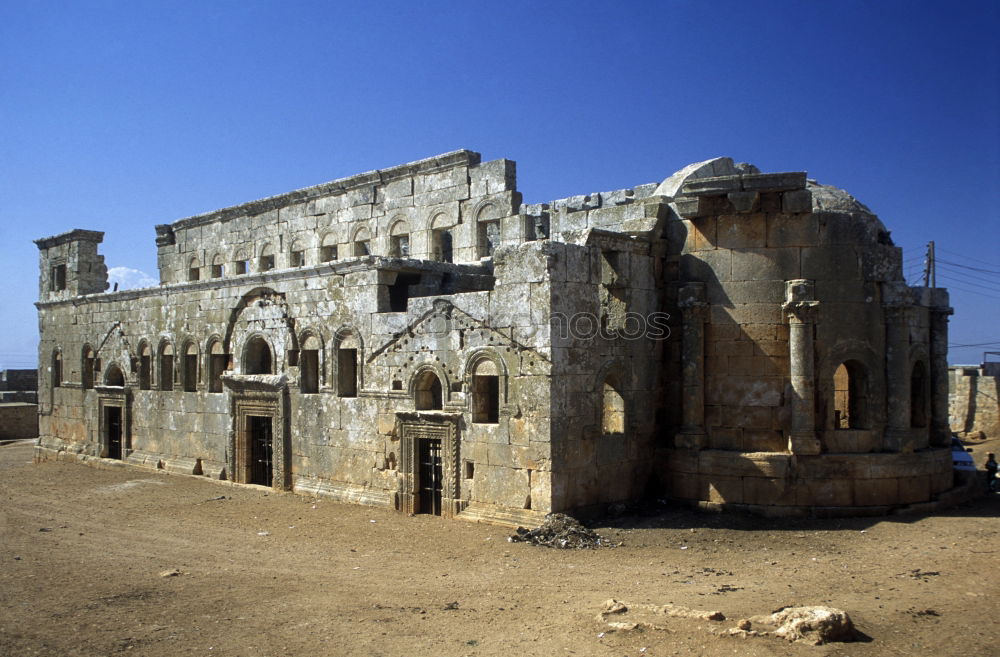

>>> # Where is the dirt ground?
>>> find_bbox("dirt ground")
[2,439,998,657]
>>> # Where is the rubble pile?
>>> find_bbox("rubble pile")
[508,513,616,549]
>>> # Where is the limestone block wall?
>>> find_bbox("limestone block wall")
[37,243,555,519]
[155,151,529,284]
[950,366,999,438]
[543,235,662,511]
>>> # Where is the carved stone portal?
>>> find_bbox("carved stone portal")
[222,373,290,490]
[396,411,462,518]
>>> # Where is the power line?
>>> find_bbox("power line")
[949,341,1000,348]
[936,262,1000,287]
[935,257,1000,276]
[937,246,999,268]
[937,281,1000,301]
[941,271,1000,292]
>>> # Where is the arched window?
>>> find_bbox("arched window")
[52,350,62,389]
[300,334,321,394]
[159,342,174,390]
[290,239,305,267]
[833,360,869,429]
[82,346,96,390]
[245,336,272,375]
[259,244,275,272]
[336,331,359,397]
[471,358,500,424]
[138,342,152,390]
[188,257,201,281]
[601,375,625,435]
[320,233,338,262]
[389,220,410,258]
[353,227,371,257]
[233,249,250,275]
[211,253,225,278]
[414,370,443,410]
[911,361,928,428]
[208,339,227,393]
[182,341,199,391]
[105,363,125,387]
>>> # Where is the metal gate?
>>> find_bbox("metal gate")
[248,416,273,487]
[418,438,443,515]
[106,406,122,460]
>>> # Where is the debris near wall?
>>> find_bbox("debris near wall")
[508,513,618,549]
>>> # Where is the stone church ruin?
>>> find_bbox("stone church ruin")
[35,150,957,522]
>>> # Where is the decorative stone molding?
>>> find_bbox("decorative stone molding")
[395,411,463,518]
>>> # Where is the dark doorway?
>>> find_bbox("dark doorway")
[248,415,273,486]
[106,406,123,460]
[417,438,443,515]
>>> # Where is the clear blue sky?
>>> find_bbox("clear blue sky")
[1,0,997,369]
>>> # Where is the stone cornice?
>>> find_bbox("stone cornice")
[34,229,105,250]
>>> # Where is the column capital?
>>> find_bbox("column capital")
[678,282,709,321]
[783,300,819,324]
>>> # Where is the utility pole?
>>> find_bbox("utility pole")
[924,241,936,288]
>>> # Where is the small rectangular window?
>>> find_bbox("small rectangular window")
[260,255,275,271]
[321,245,338,262]
[188,267,200,282]
[354,241,370,257]
[390,235,410,258]
[51,264,67,291]
[183,354,198,391]
[209,354,226,393]
[464,460,475,480]
[338,348,357,397]
[211,264,224,278]
[235,260,248,275]
[472,375,500,423]
[139,355,151,390]
[291,251,305,267]
[161,355,174,391]
[300,349,319,394]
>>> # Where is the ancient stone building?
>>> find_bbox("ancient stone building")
[35,150,956,521]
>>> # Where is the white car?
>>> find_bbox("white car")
[950,436,977,472]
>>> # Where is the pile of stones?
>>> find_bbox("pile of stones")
[508,513,617,549]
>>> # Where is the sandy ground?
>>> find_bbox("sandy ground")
[2,439,998,657]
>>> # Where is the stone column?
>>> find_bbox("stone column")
[883,303,913,452]
[929,299,953,447]
[783,280,821,455]
[676,283,708,449]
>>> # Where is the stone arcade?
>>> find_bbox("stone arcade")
[34,150,956,522]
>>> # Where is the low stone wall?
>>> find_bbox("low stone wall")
[0,403,39,440]
[658,448,954,517]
